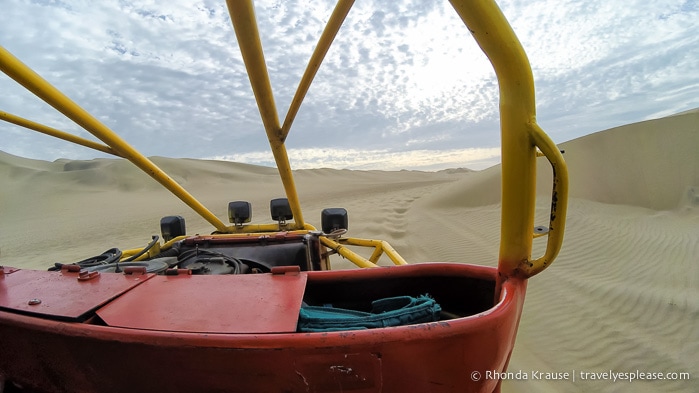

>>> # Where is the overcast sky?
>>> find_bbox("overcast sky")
[1,0,697,170]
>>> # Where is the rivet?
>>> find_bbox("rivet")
[28,299,42,305]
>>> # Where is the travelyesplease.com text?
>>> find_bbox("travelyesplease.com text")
[469,369,690,383]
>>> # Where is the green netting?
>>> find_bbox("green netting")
[298,294,441,332]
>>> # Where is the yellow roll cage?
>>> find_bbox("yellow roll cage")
[0,0,567,282]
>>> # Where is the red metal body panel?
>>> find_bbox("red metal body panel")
[97,272,307,333]
[0,263,526,393]
[0,268,152,321]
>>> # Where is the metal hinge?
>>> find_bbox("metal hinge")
[77,270,100,281]
[271,265,301,276]
[123,266,148,276]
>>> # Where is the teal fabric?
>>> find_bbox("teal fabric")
[298,294,441,332]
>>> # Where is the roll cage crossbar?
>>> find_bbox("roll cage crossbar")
[0,0,567,282]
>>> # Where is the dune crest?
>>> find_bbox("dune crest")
[419,109,698,212]
[558,109,698,210]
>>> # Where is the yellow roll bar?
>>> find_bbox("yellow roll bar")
[0,45,230,233]
[280,0,355,141]
[0,110,121,157]
[320,236,409,269]
[528,124,568,276]
[450,0,568,281]
[226,0,306,230]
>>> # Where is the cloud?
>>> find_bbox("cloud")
[214,146,501,171]
[1,0,697,170]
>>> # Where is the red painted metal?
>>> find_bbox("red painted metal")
[0,269,153,321]
[0,263,525,392]
[96,272,308,333]
[182,232,306,245]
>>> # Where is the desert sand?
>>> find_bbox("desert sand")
[1,109,697,392]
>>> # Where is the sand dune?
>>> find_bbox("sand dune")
[1,110,697,392]
[422,108,699,211]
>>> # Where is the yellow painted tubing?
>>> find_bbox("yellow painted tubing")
[320,237,380,269]
[527,123,568,276]
[268,141,307,229]
[341,238,409,266]
[226,0,281,141]
[121,243,161,262]
[0,110,121,157]
[226,0,306,230]
[0,45,229,233]
[280,0,354,141]
[379,241,409,266]
[449,1,566,280]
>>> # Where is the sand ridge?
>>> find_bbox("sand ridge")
[1,110,697,392]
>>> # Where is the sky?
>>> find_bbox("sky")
[1,0,697,171]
